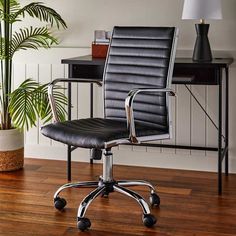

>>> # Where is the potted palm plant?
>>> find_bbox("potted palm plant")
[0,0,67,171]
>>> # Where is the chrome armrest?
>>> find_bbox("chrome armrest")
[125,88,176,143]
[48,78,102,122]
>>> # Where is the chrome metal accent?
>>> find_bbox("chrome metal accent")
[166,28,179,139]
[48,78,102,122]
[48,83,60,123]
[102,150,113,182]
[102,29,114,118]
[117,180,156,193]
[53,150,157,220]
[77,186,106,218]
[125,93,138,143]
[125,88,175,144]
[137,133,170,142]
[167,90,173,140]
[53,181,99,200]
[104,133,170,149]
[113,185,151,215]
[167,28,179,88]
[104,138,131,149]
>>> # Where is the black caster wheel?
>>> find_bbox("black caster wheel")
[149,193,160,207]
[142,214,157,228]
[77,217,91,231]
[54,197,67,210]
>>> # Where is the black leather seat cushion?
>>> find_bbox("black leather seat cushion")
[41,118,167,149]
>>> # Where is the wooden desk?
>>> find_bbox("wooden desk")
[62,55,234,194]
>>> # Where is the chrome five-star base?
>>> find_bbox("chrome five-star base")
[53,149,160,231]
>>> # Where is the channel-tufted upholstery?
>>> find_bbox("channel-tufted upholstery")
[41,26,176,149]
[104,27,175,130]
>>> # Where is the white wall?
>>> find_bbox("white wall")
[14,0,236,173]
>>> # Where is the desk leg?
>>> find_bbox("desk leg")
[218,74,222,195]
[90,83,94,118]
[225,67,229,176]
[67,82,72,181]
[90,83,94,165]
[67,146,72,181]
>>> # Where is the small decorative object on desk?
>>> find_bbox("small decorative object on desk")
[92,30,111,58]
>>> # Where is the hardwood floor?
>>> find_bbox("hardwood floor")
[0,158,236,236]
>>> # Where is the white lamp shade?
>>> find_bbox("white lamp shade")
[182,0,222,20]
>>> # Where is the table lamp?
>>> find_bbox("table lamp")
[182,0,222,62]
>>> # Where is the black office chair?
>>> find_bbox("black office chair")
[41,26,178,231]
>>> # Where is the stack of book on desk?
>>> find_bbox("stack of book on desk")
[92,30,110,58]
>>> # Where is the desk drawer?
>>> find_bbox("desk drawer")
[173,66,220,85]
[70,64,221,85]
[70,64,103,80]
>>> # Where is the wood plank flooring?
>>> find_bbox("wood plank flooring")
[0,158,236,236]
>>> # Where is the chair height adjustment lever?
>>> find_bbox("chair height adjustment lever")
[90,148,102,160]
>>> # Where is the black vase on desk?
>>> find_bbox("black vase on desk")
[193,23,212,62]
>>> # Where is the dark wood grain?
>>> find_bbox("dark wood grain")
[0,158,235,236]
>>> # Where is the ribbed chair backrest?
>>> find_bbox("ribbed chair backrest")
[103,26,177,131]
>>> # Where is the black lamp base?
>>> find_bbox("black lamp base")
[193,23,212,62]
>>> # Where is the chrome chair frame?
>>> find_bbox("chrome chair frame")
[54,149,155,220]
[47,27,179,231]
[49,80,176,230]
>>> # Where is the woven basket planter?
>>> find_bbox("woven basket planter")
[0,129,24,171]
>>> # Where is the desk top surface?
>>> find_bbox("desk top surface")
[62,55,234,67]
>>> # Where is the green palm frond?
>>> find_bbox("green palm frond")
[0,0,19,10]
[8,79,39,131]
[34,83,67,123]
[0,0,67,130]
[0,0,20,20]
[8,79,67,131]
[11,2,67,28]
[10,26,57,57]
